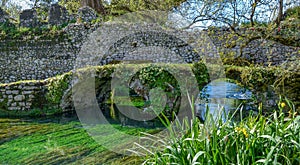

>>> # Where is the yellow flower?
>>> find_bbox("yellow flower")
[242,128,248,138]
[235,127,248,138]
[288,109,298,118]
[235,127,241,132]
[280,102,286,108]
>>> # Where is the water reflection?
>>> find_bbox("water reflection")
[196,80,255,122]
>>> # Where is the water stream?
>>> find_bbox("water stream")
[196,80,255,122]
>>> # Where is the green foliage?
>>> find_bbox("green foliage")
[46,72,72,105]
[135,65,178,89]
[0,21,17,37]
[192,62,210,90]
[108,0,186,16]
[141,100,300,164]
[58,0,81,14]
[1,62,299,117]
[0,98,8,110]
[0,107,62,117]
[0,22,68,40]
[283,6,300,20]
[240,21,269,27]
[91,17,102,24]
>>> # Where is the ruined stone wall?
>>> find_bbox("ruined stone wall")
[0,4,299,113]
[208,29,300,65]
[0,80,47,111]
[0,64,299,115]
[0,23,298,84]
[0,39,78,83]
[0,4,298,84]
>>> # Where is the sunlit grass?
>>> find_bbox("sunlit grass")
[0,118,151,164]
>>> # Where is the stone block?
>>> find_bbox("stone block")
[20,9,40,27]
[48,4,69,25]
[11,90,19,95]
[8,107,21,111]
[14,95,25,102]
[78,6,97,23]
[23,86,37,90]
[28,95,35,99]
[18,102,25,106]
[22,91,33,95]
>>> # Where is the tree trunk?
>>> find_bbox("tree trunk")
[81,0,106,15]
[276,0,284,26]
[250,0,259,27]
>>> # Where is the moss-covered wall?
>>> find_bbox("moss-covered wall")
[225,65,300,113]
[208,28,300,66]
[0,63,298,116]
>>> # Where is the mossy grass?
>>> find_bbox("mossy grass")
[0,116,159,164]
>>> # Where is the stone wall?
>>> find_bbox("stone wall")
[0,80,47,111]
[0,5,299,114]
[0,22,98,83]
[0,39,77,83]
[0,4,299,83]
[0,64,299,115]
[0,23,298,84]
[208,28,300,65]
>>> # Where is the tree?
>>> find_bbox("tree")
[58,0,81,14]
[80,0,106,15]
[175,0,299,48]
[0,0,9,7]
[276,0,284,26]
[0,0,22,20]
[108,0,187,16]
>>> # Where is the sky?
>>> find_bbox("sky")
[8,0,300,29]
[12,0,33,10]
[11,0,58,10]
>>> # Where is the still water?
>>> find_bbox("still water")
[196,80,255,122]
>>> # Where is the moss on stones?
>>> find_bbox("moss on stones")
[0,62,299,117]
